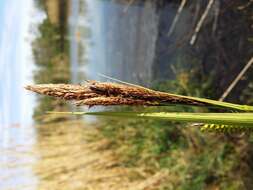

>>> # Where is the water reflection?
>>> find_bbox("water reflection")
[0,125,37,190]
[69,0,160,85]
[69,0,198,86]
[0,0,43,189]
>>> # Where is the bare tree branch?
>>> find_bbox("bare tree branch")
[190,0,215,45]
[123,0,136,13]
[219,57,253,101]
[168,0,187,37]
[212,0,220,35]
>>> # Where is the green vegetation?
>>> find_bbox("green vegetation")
[93,118,248,189]
[90,69,253,189]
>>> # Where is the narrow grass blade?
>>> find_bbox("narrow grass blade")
[47,111,253,126]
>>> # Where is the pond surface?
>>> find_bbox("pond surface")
[0,0,41,189]
[70,0,170,85]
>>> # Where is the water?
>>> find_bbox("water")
[69,0,194,85]
[0,0,44,189]
[69,0,161,85]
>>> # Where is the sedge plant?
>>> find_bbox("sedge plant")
[25,81,253,132]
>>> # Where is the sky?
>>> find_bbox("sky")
[0,1,42,189]
[0,0,37,127]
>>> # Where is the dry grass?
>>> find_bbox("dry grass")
[34,121,169,190]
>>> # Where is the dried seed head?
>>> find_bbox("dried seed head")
[76,97,159,106]
[25,84,97,100]
[25,81,208,107]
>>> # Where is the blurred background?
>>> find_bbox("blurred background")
[0,0,253,189]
